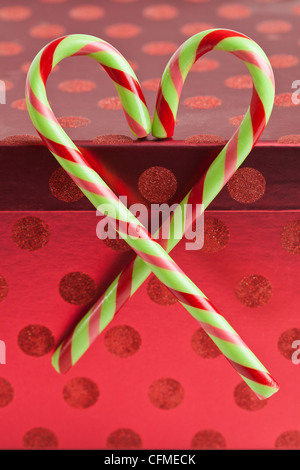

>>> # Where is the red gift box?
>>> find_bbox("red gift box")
[0,0,300,450]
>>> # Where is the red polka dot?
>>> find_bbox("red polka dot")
[0,276,8,302]
[69,5,105,21]
[0,42,23,56]
[148,378,184,410]
[275,431,300,449]
[293,5,300,15]
[104,325,141,358]
[0,79,13,91]
[184,95,221,109]
[49,167,84,202]
[185,134,226,144]
[229,114,244,127]
[128,60,138,71]
[257,20,292,34]
[63,377,99,409]
[30,23,65,38]
[138,166,177,203]
[105,23,141,38]
[142,41,178,56]
[0,6,32,21]
[18,325,54,357]
[274,93,299,107]
[235,274,272,308]
[234,382,268,411]
[57,116,91,128]
[107,429,142,450]
[93,134,133,144]
[100,223,131,252]
[278,328,300,360]
[278,134,300,144]
[147,276,177,306]
[143,4,178,20]
[12,216,50,251]
[269,54,299,69]
[201,217,230,253]
[142,78,161,91]
[23,428,58,449]
[191,58,219,72]
[98,97,122,110]
[180,22,215,37]
[191,328,222,358]
[1,134,41,145]
[0,378,13,407]
[58,79,96,93]
[59,272,97,305]
[227,167,266,203]
[11,98,27,110]
[191,430,226,449]
[217,4,251,19]
[281,220,300,254]
[225,74,252,89]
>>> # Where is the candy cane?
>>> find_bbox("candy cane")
[26,32,279,399]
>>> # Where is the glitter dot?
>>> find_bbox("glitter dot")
[278,328,300,360]
[234,382,268,411]
[184,95,221,109]
[98,97,122,110]
[107,429,142,450]
[278,135,300,144]
[201,217,230,253]
[93,134,133,144]
[29,23,65,38]
[148,378,184,410]
[235,274,272,308]
[191,58,219,72]
[142,41,178,56]
[100,223,131,252]
[0,276,8,302]
[1,134,41,145]
[225,74,252,89]
[23,428,58,449]
[0,42,23,56]
[191,430,226,449]
[12,216,50,251]
[104,325,141,358]
[18,325,54,357]
[180,22,215,37]
[63,377,99,409]
[58,79,96,93]
[59,272,97,305]
[57,116,91,128]
[217,4,251,19]
[138,166,177,203]
[0,6,32,21]
[0,378,13,407]
[105,23,141,38]
[185,134,225,144]
[227,167,266,203]
[147,276,177,306]
[69,5,105,21]
[275,431,300,449]
[143,5,178,20]
[142,78,161,91]
[269,54,299,69]
[11,98,27,110]
[274,93,299,107]
[191,328,222,358]
[49,167,84,202]
[280,220,300,254]
[229,114,244,127]
[257,20,292,34]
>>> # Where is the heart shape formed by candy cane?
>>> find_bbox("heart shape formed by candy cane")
[26,31,279,399]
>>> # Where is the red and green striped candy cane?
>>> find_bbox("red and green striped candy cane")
[26,32,279,399]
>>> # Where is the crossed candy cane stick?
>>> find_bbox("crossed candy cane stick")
[26,31,279,399]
